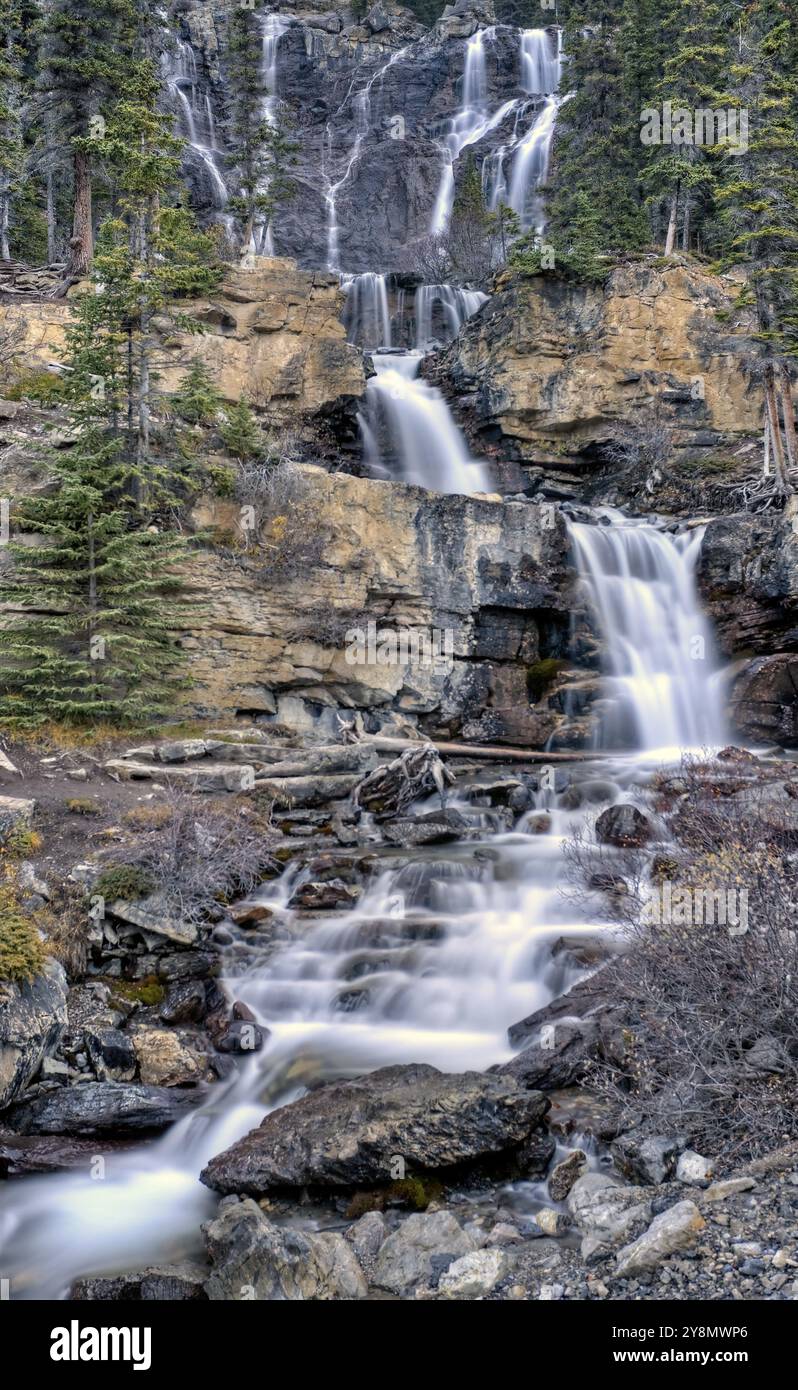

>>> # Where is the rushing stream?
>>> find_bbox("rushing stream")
[0,518,728,1297]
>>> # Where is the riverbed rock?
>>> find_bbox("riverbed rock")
[0,960,68,1111]
[613,1200,705,1278]
[5,1081,204,1136]
[437,1247,508,1298]
[595,803,653,847]
[203,1197,367,1301]
[200,1063,549,1195]
[71,1264,209,1301]
[131,1026,210,1087]
[728,654,798,748]
[372,1210,476,1294]
[345,1210,387,1264]
[567,1172,652,1255]
[84,1027,138,1083]
[612,1131,686,1186]
[548,1148,588,1202]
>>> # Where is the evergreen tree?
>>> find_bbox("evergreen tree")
[0,274,189,726]
[714,1,798,489]
[0,0,26,260]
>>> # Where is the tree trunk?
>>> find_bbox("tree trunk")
[664,183,680,255]
[681,197,690,253]
[0,183,10,261]
[764,366,791,494]
[66,147,93,278]
[778,365,798,473]
[46,167,56,264]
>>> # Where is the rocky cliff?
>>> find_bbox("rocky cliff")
[433,258,761,498]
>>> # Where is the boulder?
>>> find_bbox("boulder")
[372,1211,475,1294]
[203,1198,367,1301]
[131,1026,210,1087]
[0,1131,139,1177]
[84,1027,138,1082]
[382,809,470,846]
[200,1063,549,1195]
[614,1200,705,1278]
[105,895,198,947]
[0,794,36,844]
[567,1172,652,1255]
[0,960,67,1110]
[595,803,653,847]
[345,1211,387,1264]
[5,1081,204,1136]
[729,654,798,748]
[438,1247,508,1298]
[612,1131,686,1186]
[71,1264,208,1301]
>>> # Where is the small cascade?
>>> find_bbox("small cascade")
[342,272,393,349]
[256,13,289,254]
[485,29,562,229]
[359,352,491,495]
[164,39,228,212]
[414,283,488,349]
[164,39,228,211]
[520,27,561,95]
[430,28,519,235]
[570,520,728,756]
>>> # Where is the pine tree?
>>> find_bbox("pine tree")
[0,0,25,260]
[0,274,189,726]
[714,1,798,491]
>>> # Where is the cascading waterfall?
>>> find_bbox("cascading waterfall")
[342,272,393,349]
[358,352,491,495]
[430,28,520,235]
[257,13,289,254]
[570,520,728,756]
[414,284,488,349]
[484,29,562,228]
[164,40,228,212]
[0,517,729,1296]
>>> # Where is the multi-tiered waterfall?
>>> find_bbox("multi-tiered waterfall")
[0,520,729,1297]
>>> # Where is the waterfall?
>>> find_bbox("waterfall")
[255,13,289,254]
[485,30,562,229]
[164,40,228,212]
[358,352,491,495]
[570,520,728,755]
[0,514,732,1295]
[342,273,393,349]
[520,27,561,95]
[430,28,519,235]
[414,284,488,349]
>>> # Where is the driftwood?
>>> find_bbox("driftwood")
[358,736,607,765]
[354,745,454,819]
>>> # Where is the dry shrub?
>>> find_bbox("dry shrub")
[572,756,798,1160]
[110,790,277,922]
[231,454,332,580]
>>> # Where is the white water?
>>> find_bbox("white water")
[570,520,728,757]
[358,351,491,494]
[257,14,289,255]
[431,29,521,235]
[0,519,726,1296]
[415,284,488,349]
[484,30,562,228]
[164,40,228,211]
[342,272,393,350]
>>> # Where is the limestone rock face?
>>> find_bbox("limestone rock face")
[0,960,68,1111]
[436,261,759,488]
[180,467,573,736]
[0,259,364,422]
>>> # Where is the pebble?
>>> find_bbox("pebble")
[538,1283,565,1300]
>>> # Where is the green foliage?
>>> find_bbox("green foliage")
[93,863,154,902]
[219,400,264,461]
[4,370,69,405]
[103,973,165,1005]
[172,360,222,426]
[0,883,46,985]
[65,797,102,815]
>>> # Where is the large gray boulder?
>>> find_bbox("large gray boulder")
[5,1081,204,1136]
[372,1210,475,1294]
[0,959,67,1111]
[201,1062,549,1195]
[203,1198,367,1301]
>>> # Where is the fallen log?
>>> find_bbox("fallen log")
[358,736,608,764]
